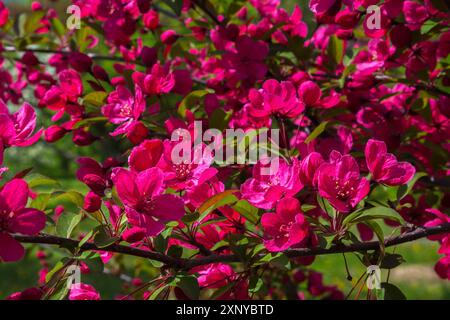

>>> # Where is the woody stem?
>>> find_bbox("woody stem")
[12,223,450,270]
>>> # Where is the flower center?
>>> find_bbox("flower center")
[120,103,132,118]
[137,197,155,214]
[275,221,293,239]
[173,162,193,180]
[335,179,355,201]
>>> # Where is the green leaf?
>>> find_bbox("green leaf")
[73,117,108,129]
[162,0,184,16]
[27,174,60,189]
[396,172,427,201]
[317,195,336,218]
[93,226,119,248]
[148,284,168,300]
[178,89,211,117]
[30,193,51,211]
[301,204,317,212]
[232,199,259,224]
[53,191,84,207]
[75,252,104,273]
[346,206,404,226]
[169,275,200,300]
[24,11,45,34]
[327,35,344,65]
[50,18,66,37]
[305,121,329,144]
[209,108,233,131]
[380,253,405,269]
[248,276,267,295]
[381,282,407,300]
[45,260,65,283]
[56,212,83,238]
[364,221,385,254]
[198,190,239,222]
[82,91,108,107]
[78,230,94,247]
[368,184,398,206]
[209,282,234,300]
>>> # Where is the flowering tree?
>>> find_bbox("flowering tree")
[0,0,449,300]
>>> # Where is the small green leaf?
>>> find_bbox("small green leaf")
[178,89,211,117]
[305,121,329,144]
[364,221,385,254]
[56,212,83,238]
[380,253,405,269]
[162,0,184,16]
[317,195,336,218]
[209,108,233,131]
[24,11,45,34]
[381,282,407,300]
[169,275,200,300]
[327,35,344,65]
[345,206,403,226]
[50,18,66,37]
[396,172,427,201]
[93,226,119,248]
[232,199,259,224]
[198,190,239,222]
[83,91,108,107]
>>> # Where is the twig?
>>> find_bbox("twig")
[12,223,450,270]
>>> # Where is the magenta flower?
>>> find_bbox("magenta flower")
[261,197,309,252]
[76,157,118,196]
[299,152,324,187]
[241,158,303,210]
[129,139,164,172]
[102,86,146,136]
[0,101,42,156]
[0,179,46,262]
[317,152,370,212]
[132,63,175,96]
[309,0,336,15]
[42,69,83,121]
[247,79,305,120]
[365,139,415,186]
[223,35,269,84]
[112,167,185,236]
[69,283,100,300]
[157,140,218,191]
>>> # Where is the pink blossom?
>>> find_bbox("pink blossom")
[299,152,324,186]
[0,179,46,262]
[132,63,175,95]
[365,139,415,186]
[317,152,370,212]
[102,86,146,136]
[261,197,309,252]
[112,167,185,236]
[76,157,118,196]
[0,101,42,152]
[129,139,164,172]
[69,283,101,300]
[241,158,303,210]
[157,141,218,191]
[223,36,269,84]
[247,79,305,120]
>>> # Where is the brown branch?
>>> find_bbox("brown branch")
[191,0,222,25]
[13,223,450,270]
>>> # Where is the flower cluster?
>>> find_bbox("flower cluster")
[0,0,449,300]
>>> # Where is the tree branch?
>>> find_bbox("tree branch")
[13,223,450,270]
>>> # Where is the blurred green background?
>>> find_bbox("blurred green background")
[0,0,449,300]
